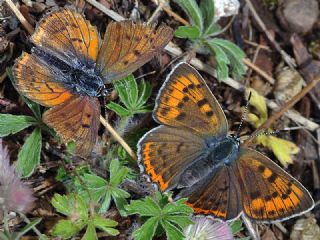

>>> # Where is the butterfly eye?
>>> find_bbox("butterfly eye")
[99,87,109,97]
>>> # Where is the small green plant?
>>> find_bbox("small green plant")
[174,0,246,81]
[0,94,43,177]
[107,74,152,117]
[51,193,119,239]
[126,192,193,240]
[75,159,131,216]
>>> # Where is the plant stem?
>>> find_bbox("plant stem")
[100,116,137,160]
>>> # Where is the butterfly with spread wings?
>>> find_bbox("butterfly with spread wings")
[138,63,314,222]
[13,8,173,156]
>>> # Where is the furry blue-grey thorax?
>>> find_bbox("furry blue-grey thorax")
[33,47,104,97]
[207,135,240,166]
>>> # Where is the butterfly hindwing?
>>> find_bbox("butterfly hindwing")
[97,21,173,82]
[177,165,241,221]
[138,125,205,191]
[31,8,100,66]
[43,96,100,156]
[154,63,228,137]
[13,52,74,107]
[235,148,314,221]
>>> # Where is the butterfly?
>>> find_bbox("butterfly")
[137,62,314,222]
[13,8,173,156]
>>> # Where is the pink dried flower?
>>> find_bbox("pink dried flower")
[0,139,35,214]
[184,216,233,240]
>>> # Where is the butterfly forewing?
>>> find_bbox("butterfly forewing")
[153,63,228,137]
[235,148,314,221]
[31,8,100,66]
[138,125,205,191]
[13,52,74,107]
[43,96,100,157]
[97,21,173,82]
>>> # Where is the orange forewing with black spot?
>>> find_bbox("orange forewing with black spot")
[153,63,228,137]
[14,52,74,107]
[31,8,100,64]
[43,96,100,156]
[97,21,173,82]
[235,148,314,221]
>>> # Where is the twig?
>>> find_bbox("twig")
[244,0,296,68]
[241,215,260,240]
[244,39,271,51]
[85,0,125,21]
[243,76,320,146]
[243,58,275,84]
[149,0,190,26]
[100,115,137,160]
[4,0,34,34]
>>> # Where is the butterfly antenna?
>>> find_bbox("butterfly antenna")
[236,91,252,139]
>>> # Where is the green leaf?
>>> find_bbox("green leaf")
[16,127,42,177]
[107,75,152,117]
[164,215,193,229]
[200,0,216,33]
[127,193,193,240]
[174,0,203,31]
[160,219,185,240]
[105,102,130,117]
[230,220,243,234]
[0,114,37,137]
[52,219,83,239]
[174,26,201,39]
[133,217,159,240]
[82,223,97,240]
[211,38,246,79]
[126,197,161,216]
[21,96,42,120]
[93,215,119,236]
[110,159,129,186]
[51,194,73,216]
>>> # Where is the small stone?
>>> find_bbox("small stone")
[277,0,319,35]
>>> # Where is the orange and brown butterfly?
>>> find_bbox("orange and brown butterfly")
[13,8,173,156]
[137,62,314,222]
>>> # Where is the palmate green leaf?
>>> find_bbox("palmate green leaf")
[127,193,193,240]
[107,75,152,117]
[16,127,42,177]
[174,0,203,31]
[0,114,37,137]
[132,217,159,240]
[175,26,201,39]
[76,159,130,215]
